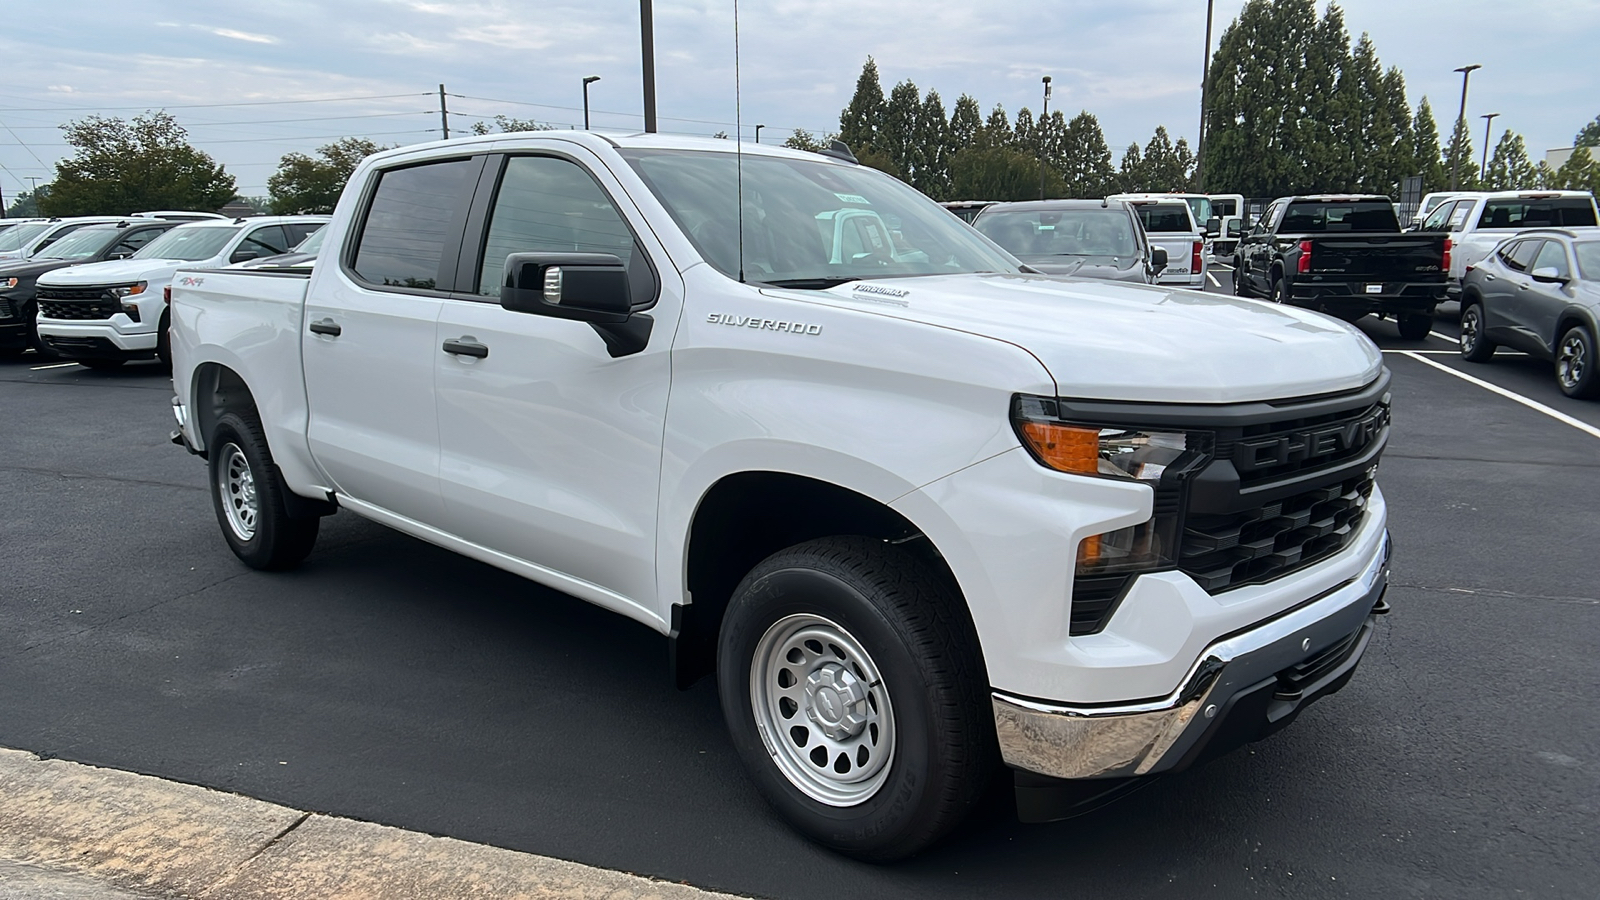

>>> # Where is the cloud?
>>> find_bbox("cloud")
[207,27,278,45]
[47,85,76,93]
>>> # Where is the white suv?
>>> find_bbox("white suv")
[35,216,327,368]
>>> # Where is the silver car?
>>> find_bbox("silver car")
[972,199,1165,283]
[1458,226,1600,398]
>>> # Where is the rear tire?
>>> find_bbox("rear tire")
[717,536,993,861]
[1271,276,1289,304]
[1232,263,1250,297]
[77,358,126,370]
[157,311,172,369]
[208,410,320,570]
[1458,302,1496,363]
[1556,324,1599,399]
[1397,313,1433,341]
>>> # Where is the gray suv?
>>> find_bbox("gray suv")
[972,199,1165,283]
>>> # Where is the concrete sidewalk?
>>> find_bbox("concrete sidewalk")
[0,747,750,899]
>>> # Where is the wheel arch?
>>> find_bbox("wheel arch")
[672,470,983,690]
[1554,307,1598,351]
[189,361,259,458]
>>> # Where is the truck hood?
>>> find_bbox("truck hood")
[802,273,1382,403]
[1017,255,1143,282]
[37,257,191,287]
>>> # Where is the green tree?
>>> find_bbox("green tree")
[783,129,827,152]
[915,89,952,199]
[1013,107,1035,152]
[1574,114,1600,148]
[1548,147,1600,195]
[948,145,1063,201]
[1442,114,1478,190]
[6,186,48,217]
[838,57,886,156]
[1483,130,1537,190]
[1413,97,1448,192]
[1058,112,1115,197]
[268,137,389,215]
[948,94,983,151]
[468,115,553,135]
[41,111,235,216]
[1117,143,1146,192]
[878,80,922,183]
[982,105,1013,149]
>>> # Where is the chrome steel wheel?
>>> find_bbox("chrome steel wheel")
[1460,307,1482,354]
[749,613,895,807]
[217,443,258,542]
[1558,332,1588,391]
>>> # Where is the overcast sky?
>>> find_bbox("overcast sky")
[1,0,1595,199]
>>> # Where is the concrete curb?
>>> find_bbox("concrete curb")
[0,747,751,899]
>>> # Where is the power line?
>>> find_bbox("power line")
[0,111,433,130]
[0,92,431,113]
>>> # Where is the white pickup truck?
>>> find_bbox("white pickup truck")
[1413,189,1599,297]
[1107,194,1208,288]
[170,132,1393,860]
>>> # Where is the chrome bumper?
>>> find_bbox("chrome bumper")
[993,532,1390,780]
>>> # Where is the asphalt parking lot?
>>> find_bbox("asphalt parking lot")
[2,282,1597,899]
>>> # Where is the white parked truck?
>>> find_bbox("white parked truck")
[1106,194,1209,288]
[1413,189,1599,297]
[169,132,1393,860]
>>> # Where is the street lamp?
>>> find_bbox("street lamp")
[1480,113,1500,184]
[1196,0,1215,191]
[1038,75,1052,200]
[754,124,765,143]
[1449,64,1481,190]
[582,76,601,130]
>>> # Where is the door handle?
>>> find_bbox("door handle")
[442,337,488,359]
[309,318,342,337]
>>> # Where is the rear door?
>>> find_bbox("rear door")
[1488,239,1546,353]
[1522,240,1578,353]
[303,154,485,525]
[431,148,681,614]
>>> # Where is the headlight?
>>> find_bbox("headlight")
[1,277,17,290]
[110,282,147,298]
[1013,395,1210,579]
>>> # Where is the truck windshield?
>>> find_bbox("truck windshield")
[974,208,1140,258]
[1281,201,1399,232]
[134,225,241,261]
[33,227,123,260]
[620,149,1019,285]
[1132,205,1192,233]
[0,223,50,252]
[1476,198,1598,229]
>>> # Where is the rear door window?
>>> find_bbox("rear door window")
[1500,240,1541,272]
[1281,201,1399,232]
[1478,198,1599,229]
[351,158,480,291]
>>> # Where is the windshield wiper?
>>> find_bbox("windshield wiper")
[763,276,862,290]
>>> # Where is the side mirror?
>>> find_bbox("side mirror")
[1225,221,1243,238]
[1204,216,1221,237]
[230,248,263,263]
[1150,246,1168,273]
[500,252,631,323]
[1530,266,1569,284]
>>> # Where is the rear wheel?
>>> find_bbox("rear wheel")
[1397,313,1433,341]
[156,311,172,369]
[1232,263,1250,297]
[1271,276,1289,304]
[717,536,993,861]
[208,410,320,569]
[1556,325,1599,399]
[1458,302,1496,363]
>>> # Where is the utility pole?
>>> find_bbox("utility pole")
[1448,64,1480,190]
[640,0,657,133]
[1038,76,1052,200]
[438,84,450,139]
[1195,0,1215,191]
[1480,112,1500,183]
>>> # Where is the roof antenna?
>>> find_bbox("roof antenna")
[733,0,746,284]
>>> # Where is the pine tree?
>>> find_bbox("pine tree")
[838,57,886,156]
[1484,130,1537,190]
[916,89,951,200]
[1442,114,1478,190]
[1063,111,1115,197]
[1300,2,1353,191]
[1013,108,1035,152]
[1375,67,1415,196]
[1118,143,1146,192]
[1549,147,1600,195]
[1414,97,1447,192]
[982,105,1013,150]
[949,95,983,150]
[879,80,922,182]
[1574,115,1600,148]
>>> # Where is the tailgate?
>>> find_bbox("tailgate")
[1307,235,1446,282]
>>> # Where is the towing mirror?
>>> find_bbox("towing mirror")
[1204,216,1222,237]
[500,252,632,324]
[1530,266,1569,284]
[1225,220,1243,238]
[1150,246,1168,273]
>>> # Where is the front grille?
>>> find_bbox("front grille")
[39,299,118,321]
[1216,400,1389,488]
[1179,471,1374,593]
[37,286,113,301]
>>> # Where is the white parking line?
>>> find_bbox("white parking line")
[1428,330,1460,344]
[1381,349,1527,357]
[1206,271,1222,288]
[28,362,78,370]
[1399,351,1600,441]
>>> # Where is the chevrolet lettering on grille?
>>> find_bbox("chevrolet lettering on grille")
[1233,405,1389,475]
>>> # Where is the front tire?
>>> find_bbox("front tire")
[208,410,320,570]
[156,311,172,369]
[1459,302,1496,362]
[1397,313,1433,341]
[717,536,993,861]
[1232,263,1250,297]
[1556,324,1599,399]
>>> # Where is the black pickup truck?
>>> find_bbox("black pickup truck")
[1232,195,1448,340]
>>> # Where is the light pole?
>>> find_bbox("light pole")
[1038,75,1052,200]
[754,124,764,143]
[1196,0,1215,191]
[1479,113,1500,183]
[1448,64,1481,190]
[582,76,601,129]
[640,0,657,132]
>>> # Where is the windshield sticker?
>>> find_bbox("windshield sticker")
[833,193,870,205]
[850,283,910,306]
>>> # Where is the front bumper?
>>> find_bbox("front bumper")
[1289,281,1447,315]
[993,531,1389,790]
[36,320,158,359]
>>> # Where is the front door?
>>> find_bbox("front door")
[433,150,680,613]
[304,155,485,525]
